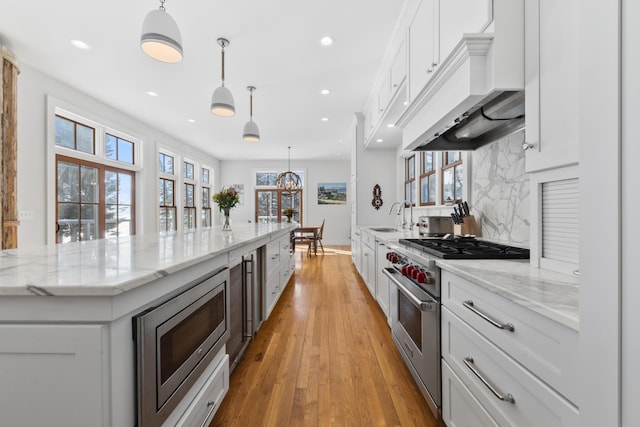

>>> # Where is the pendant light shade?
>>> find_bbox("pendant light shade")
[243,86,260,142]
[140,1,183,63]
[211,38,235,117]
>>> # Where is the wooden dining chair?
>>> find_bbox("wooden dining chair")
[309,219,325,255]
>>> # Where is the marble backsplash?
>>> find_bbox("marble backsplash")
[470,131,529,246]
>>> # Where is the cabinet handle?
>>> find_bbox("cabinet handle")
[199,400,218,427]
[463,300,514,332]
[427,68,433,73]
[432,62,438,68]
[463,357,515,404]
[522,142,534,151]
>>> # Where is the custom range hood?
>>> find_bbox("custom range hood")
[399,0,525,152]
[413,90,525,151]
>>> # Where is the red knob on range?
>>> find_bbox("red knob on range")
[391,255,399,264]
[412,268,421,280]
[417,271,427,283]
[406,265,415,277]
[401,265,410,276]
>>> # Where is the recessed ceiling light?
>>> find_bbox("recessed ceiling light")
[321,117,329,122]
[147,91,158,97]
[187,119,196,123]
[320,36,334,46]
[337,153,341,156]
[387,123,395,128]
[320,89,330,95]
[70,39,91,50]
[376,138,384,143]
[339,139,343,143]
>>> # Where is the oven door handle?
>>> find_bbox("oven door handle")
[383,268,437,312]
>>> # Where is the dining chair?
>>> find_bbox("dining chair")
[309,219,325,255]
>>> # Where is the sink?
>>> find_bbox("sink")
[370,227,399,232]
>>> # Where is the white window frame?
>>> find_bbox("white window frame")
[406,151,470,208]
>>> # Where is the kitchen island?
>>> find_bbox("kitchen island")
[0,223,294,427]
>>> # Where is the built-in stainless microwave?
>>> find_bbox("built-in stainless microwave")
[133,268,230,426]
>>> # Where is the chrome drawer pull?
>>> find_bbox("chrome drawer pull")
[463,357,515,404]
[199,399,218,427]
[463,300,515,332]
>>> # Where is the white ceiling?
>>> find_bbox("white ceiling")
[0,0,404,161]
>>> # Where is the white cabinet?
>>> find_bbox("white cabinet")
[441,271,579,427]
[360,231,376,297]
[264,232,294,317]
[0,324,108,427]
[408,0,492,103]
[352,229,362,274]
[442,361,499,427]
[389,39,407,102]
[525,0,580,172]
[375,240,391,322]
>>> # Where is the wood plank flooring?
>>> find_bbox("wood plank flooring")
[210,246,439,427]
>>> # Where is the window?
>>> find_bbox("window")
[256,172,278,186]
[105,134,134,164]
[55,115,95,154]
[419,152,436,206]
[184,161,194,180]
[56,155,135,242]
[159,152,176,231]
[183,183,196,229]
[442,151,463,204]
[201,167,212,227]
[404,155,416,205]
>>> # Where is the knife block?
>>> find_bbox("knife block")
[453,215,479,236]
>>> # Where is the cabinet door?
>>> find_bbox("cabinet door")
[375,242,390,320]
[408,0,436,102]
[438,0,492,65]
[390,39,407,100]
[525,0,580,172]
[0,324,107,427]
[377,72,391,117]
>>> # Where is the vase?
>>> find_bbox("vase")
[223,208,231,231]
[286,215,292,223]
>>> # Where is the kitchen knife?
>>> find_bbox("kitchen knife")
[451,213,458,224]
[463,201,470,216]
[453,206,460,218]
[458,203,465,217]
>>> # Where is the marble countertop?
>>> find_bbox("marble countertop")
[0,223,293,297]
[361,226,579,331]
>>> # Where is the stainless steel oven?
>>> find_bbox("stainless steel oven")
[134,267,230,427]
[383,248,441,419]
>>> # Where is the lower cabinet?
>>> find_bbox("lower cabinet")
[375,240,391,322]
[0,324,108,426]
[441,271,579,427]
[264,231,294,317]
[174,354,229,427]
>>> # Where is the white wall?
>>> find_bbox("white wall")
[220,159,351,245]
[16,65,221,248]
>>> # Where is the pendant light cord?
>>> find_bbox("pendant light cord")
[221,47,225,87]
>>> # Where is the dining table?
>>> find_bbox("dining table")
[291,225,322,255]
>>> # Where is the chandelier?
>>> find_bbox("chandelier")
[276,146,301,194]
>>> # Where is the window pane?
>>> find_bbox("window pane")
[80,165,98,203]
[446,151,460,165]
[454,165,463,200]
[184,209,196,229]
[185,183,194,207]
[160,208,176,231]
[429,175,436,203]
[119,173,132,205]
[184,162,194,180]
[407,157,415,179]
[105,205,117,237]
[165,155,174,174]
[165,180,174,206]
[118,138,134,164]
[118,206,132,235]
[202,168,209,184]
[421,178,429,204]
[76,124,95,154]
[81,204,98,240]
[443,168,454,203]
[202,187,210,208]
[105,134,117,160]
[58,161,79,202]
[257,191,277,223]
[159,179,165,205]
[202,209,211,227]
[58,204,80,243]
[423,152,433,172]
[55,116,75,149]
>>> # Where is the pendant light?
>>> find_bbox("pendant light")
[242,86,260,142]
[210,38,235,117]
[140,0,183,63]
[276,147,302,194]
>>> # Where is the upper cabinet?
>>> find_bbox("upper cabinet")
[408,0,492,104]
[524,0,580,172]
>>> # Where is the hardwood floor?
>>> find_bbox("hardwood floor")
[210,246,439,427]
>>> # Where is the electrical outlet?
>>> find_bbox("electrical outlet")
[18,210,34,220]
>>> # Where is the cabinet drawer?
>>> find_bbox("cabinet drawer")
[442,359,499,427]
[266,240,281,275]
[442,308,579,427]
[442,271,579,404]
[279,235,291,255]
[175,354,229,427]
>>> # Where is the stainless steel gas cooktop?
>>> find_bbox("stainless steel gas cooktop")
[399,238,530,260]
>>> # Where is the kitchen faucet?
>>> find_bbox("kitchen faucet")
[388,200,414,230]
